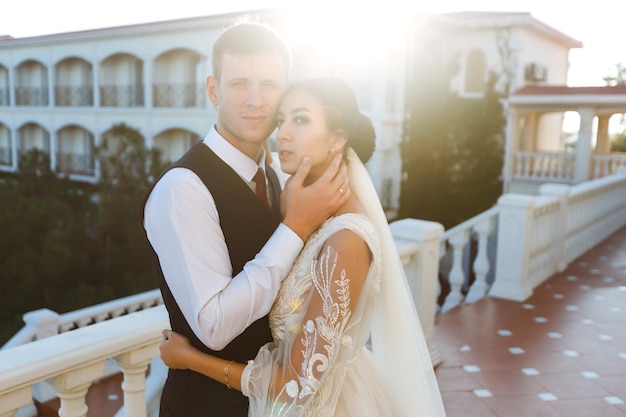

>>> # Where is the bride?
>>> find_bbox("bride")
[160,78,446,417]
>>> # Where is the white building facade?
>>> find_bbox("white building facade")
[0,9,582,210]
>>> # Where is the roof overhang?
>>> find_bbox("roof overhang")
[507,85,626,114]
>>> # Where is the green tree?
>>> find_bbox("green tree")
[93,123,166,294]
[0,126,167,345]
[398,21,505,229]
[0,150,97,342]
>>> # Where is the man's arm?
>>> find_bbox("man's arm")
[144,168,302,350]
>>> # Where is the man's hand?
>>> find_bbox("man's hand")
[282,153,350,241]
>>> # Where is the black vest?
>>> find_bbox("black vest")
[143,142,281,412]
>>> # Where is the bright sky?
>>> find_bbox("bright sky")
[2,0,624,86]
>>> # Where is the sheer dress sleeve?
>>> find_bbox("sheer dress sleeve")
[241,230,376,417]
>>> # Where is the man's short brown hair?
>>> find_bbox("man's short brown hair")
[212,18,291,81]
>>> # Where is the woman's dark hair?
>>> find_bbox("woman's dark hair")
[286,78,376,164]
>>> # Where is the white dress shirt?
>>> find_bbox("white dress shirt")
[144,126,303,350]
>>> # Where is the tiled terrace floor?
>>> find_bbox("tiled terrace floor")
[433,225,626,417]
[36,225,626,417]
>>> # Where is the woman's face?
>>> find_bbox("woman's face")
[275,89,343,182]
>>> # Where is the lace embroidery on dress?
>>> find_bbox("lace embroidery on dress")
[244,213,381,417]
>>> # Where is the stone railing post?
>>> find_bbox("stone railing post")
[539,183,571,272]
[23,308,60,340]
[489,194,536,301]
[389,218,444,366]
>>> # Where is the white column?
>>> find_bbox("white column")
[144,59,153,110]
[574,107,595,183]
[596,114,611,155]
[47,64,54,107]
[524,112,539,152]
[93,63,100,108]
[389,218,444,366]
[503,108,518,194]
[489,194,536,301]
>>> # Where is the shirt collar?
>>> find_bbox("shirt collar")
[203,126,266,182]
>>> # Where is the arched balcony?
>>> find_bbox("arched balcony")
[0,64,9,106]
[152,49,206,108]
[18,123,50,161]
[56,125,95,176]
[55,58,93,107]
[100,53,144,107]
[153,128,200,164]
[15,60,49,107]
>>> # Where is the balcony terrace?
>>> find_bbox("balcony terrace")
[17,224,626,417]
[2,169,626,417]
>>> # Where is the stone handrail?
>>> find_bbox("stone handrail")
[490,169,626,301]
[0,305,168,417]
[3,289,163,350]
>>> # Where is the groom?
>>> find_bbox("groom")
[143,19,349,417]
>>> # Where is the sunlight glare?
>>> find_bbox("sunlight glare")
[284,4,415,73]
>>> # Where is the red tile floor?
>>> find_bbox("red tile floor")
[36,225,626,416]
[433,225,626,417]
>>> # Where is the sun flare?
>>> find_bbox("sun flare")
[283,4,417,75]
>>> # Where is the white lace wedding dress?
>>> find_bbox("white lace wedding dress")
[241,213,396,416]
[241,149,447,417]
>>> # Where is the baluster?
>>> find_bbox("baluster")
[524,153,532,178]
[53,362,103,417]
[115,342,160,417]
[441,230,469,312]
[466,217,494,303]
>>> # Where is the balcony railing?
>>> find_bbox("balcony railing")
[513,151,626,184]
[15,87,49,106]
[55,86,94,107]
[100,85,144,107]
[152,83,206,108]
[513,151,575,181]
[56,151,95,176]
[592,153,626,178]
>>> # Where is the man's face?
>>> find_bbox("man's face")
[207,52,287,159]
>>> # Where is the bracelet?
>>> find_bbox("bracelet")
[224,360,234,389]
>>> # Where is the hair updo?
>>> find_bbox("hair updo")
[285,78,376,164]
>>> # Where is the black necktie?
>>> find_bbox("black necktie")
[253,168,269,209]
